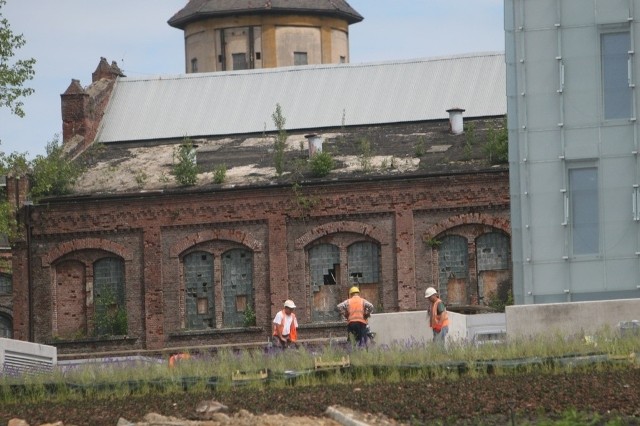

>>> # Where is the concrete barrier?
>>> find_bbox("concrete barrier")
[506,298,640,339]
[0,338,57,375]
[367,311,505,347]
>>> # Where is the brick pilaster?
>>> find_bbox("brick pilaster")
[395,208,416,310]
[268,215,288,317]
[143,226,164,349]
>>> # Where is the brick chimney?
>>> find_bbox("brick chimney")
[61,57,125,158]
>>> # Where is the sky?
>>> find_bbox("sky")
[0,0,504,159]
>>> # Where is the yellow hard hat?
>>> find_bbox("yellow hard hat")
[349,286,360,295]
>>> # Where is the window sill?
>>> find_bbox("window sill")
[168,326,263,338]
[47,335,138,346]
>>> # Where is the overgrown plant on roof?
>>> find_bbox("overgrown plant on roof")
[464,122,476,161]
[485,118,508,164]
[309,151,334,177]
[213,164,226,184]
[271,103,287,176]
[358,137,373,172]
[172,139,199,186]
[30,138,84,200]
[414,136,426,158]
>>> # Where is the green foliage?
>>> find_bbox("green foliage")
[271,103,287,176]
[358,137,373,172]
[309,151,334,177]
[425,237,442,248]
[172,139,198,186]
[486,285,514,313]
[0,197,17,241]
[0,150,28,176]
[414,136,426,157]
[213,164,227,184]
[243,304,256,327]
[0,0,36,119]
[485,118,509,164]
[30,138,84,200]
[291,182,318,218]
[94,288,128,336]
[134,170,148,188]
[464,122,476,160]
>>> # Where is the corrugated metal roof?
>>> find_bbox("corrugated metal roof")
[96,52,506,144]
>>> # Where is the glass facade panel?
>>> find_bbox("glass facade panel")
[602,31,631,119]
[570,167,599,255]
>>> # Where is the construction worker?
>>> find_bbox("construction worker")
[272,299,298,348]
[425,287,449,346]
[337,286,374,347]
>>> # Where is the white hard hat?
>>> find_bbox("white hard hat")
[284,299,296,309]
[424,287,438,298]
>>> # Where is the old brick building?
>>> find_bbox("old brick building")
[6,50,509,355]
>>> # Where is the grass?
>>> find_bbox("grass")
[1,329,638,405]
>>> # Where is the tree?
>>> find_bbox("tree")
[0,0,36,119]
[30,137,83,200]
[271,103,287,176]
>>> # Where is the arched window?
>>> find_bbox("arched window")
[183,251,215,329]
[438,235,469,305]
[221,249,253,327]
[347,241,381,307]
[93,257,126,336]
[0,314,12,338]
[476,232,511,305]
[309,244,340,321]
[56,260,86,338]
[0,273,11,295]
[347,242,380,285]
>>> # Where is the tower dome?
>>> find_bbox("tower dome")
[168,0,363,73]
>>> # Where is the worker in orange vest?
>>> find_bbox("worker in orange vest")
[425,287,449,346]
[272,299,298,349]
[337,286,374,347]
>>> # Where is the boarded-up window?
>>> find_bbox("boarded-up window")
[347,241,380,308]
[93,257,126,336]
[56,261,86,338]
[477,232,511,305]
[184,251,215,329]
[222,249,253,327]
[438,235,468,305]
[309,244,341,322]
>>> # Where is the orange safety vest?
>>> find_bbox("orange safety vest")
[430,297,449,332]
[168,353,191,368]
[272,310,298,342]
[347,296,367,324]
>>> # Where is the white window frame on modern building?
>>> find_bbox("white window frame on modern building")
[566,164,600,257]
[600,26,633,121]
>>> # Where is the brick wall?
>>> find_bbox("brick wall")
[11,171,510,354]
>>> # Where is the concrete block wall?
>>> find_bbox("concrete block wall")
[368,311,506,347]
[369,299,640,348]
[506,299,640,338]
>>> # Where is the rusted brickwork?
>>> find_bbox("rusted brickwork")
[8,171,510,355]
